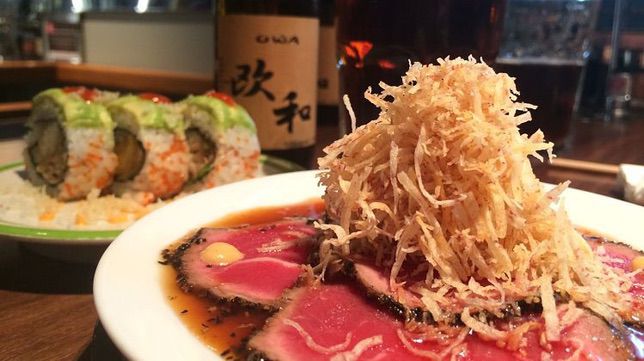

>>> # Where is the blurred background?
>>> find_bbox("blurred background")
[0,0,642,121]
[0,0,642,190]
[1,1,643,360]
[1,0,642,178]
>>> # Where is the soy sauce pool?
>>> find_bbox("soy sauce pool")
[161,199,324,360]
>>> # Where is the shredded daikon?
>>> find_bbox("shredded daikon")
[559,302,584,333]
[317,57,632,343]
[397,328,468,360]
[330,335,383,361]
[257,239,296,253]
[283,318,352,354]
[540,276,560,342]
[343,94,358,133]
[461,308,508,340]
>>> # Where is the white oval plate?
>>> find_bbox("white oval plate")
[94,170,644,361]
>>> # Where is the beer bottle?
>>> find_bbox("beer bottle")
[216,0,320,168]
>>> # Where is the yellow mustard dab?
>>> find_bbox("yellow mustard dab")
[631,256,644,271]
[200,242,244,266]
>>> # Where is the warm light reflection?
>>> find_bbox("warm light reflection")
[377,59,396,69]
[344,41,373,68]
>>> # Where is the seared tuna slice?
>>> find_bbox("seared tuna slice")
[351,260,434,320]
[166,219,318,308]
[587,237,644,324]
[349,260,468,322]
[586,236,642,274]
[248,283,632,361]
[350,237,644,324]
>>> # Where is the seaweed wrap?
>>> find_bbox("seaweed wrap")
[181,91,261,189]
[23,87,118,201]
[107,94,189,202]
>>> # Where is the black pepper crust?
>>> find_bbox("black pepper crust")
[342,260,554,326]
[246,350,269,361]
[160,218,323,312]
[242,281,318,361]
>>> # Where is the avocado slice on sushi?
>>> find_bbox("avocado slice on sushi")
[113,128,146,182]
[180,91,261,189]
[23,88,118,201]
[185,127,217,177]
[28,119,68,185]
[107,93,189,202]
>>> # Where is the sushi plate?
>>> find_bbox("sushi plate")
[0,155,303,247]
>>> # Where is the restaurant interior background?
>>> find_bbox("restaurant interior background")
[0,0,643,359]
[0,0,642,174]
[1,0,641,184]
[0,0,643,127]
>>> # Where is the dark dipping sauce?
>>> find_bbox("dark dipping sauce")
[161,199,325,360]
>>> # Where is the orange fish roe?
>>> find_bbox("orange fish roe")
[75,213,87,225]
[39,211,56,222]
[160,137,188,161]
[107,212,128,224]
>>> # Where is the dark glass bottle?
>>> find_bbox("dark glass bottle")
[216,0,320,169]
[336,0,505,133]
[317,0,339,126]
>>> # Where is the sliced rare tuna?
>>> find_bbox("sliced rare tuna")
[248,283,633,361]
[349,236,644,324]
[587,237,644,324]
[349,259,476,322]
[165,218,318,308]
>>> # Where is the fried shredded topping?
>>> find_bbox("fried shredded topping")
[317,57,633,342]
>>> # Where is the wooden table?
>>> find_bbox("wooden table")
[0,116,642,360]
[532,117,644,197]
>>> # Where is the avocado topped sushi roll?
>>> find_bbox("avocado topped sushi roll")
[23,87,118,201]
[23,88,261,206]
[107,94,189,203]
[181,91,260,189]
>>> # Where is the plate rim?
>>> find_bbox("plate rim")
[0,156,303,245]
[95,170,324,361]
[94,170,644,361]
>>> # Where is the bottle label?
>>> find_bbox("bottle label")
[217,14,319,150]
[318,23,339,106]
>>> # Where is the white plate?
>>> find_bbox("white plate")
[94,170,644,361]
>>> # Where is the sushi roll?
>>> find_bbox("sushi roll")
[181,91,261,189]
[107,93,189,203]
[23,87,118,201]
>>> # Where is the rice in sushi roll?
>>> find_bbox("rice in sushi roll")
[23,87,118,201]
[181,91,261,189]
[107,94,189,203]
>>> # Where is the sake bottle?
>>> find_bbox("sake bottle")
[216,0,320,168]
